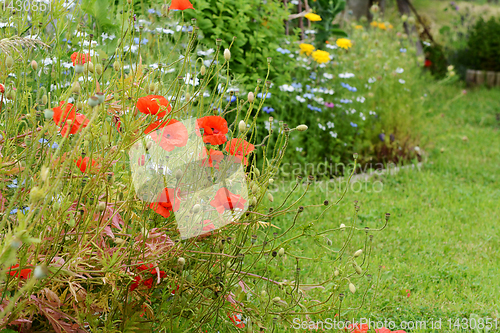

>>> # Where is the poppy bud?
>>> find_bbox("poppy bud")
[278,248,284,256]
[296,124,308,131]
[224,49,231,61]
[269,178,274,184]
[44,109,54,119]
[193,204,201,214]
[267,193,274,202]
[97,202,106,212]
[334,269,339,276]
[0,84,4,94]
[149,82,156,93]
[29,186,44,202]
[200,65,206,76]
[71,82,81,94]
[326,238,332,246]
[88,96,99,107]
[75,64,84,73]
[88,62,95,73]
[178,257,186,266]
[254,167,260,177]
[252,184,259,194]
[95,63,103,75]
[185,92,191,101]
[34,264,49,279]
[113,61,121,71]
[251,196,257,206]
[6,55,14,69]
[6,89,15,100]
[353,264,362,275]
[340,223,346,229]
[238,120,246,132]
[96,92,105,104]
[41,166,49,182]
[349,282,356,294]
[146,141,153,151]
[30,60,38,71]
[272,296,281,303]
[247,92,254,103]
[354,249,363,257]
[175,169,183,180]
[41,94,48,105]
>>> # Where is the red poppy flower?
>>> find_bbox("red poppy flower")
[150,269,167,278]
[136,95,172,118]
[53,101,76,125]
[71,52,90,66]
[130,276,142,291]
[196,116,228,145]
[424,59,432,67]
[150,187,182,218]
[148,120,188,152]
[210,187,246,214]
[143,277,154,289]
[200,148,224,169]
[170,0,194,10]
[144,118,178,134]
[224,138,255,165]
[136,262,154,272]
[228,311,245,329]
[138,155,146,166]
[60,113,89,136]
[7,264,32,279]
[346,324,369,333]
[74,156,98,173]
[202,219,216,232]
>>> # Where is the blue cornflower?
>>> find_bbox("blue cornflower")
[306,84,311,91]
[226,95,237,103]
[263,106,275,113]
[133,38,149,45]
[350,122,358,128]
[276,47,290,54]
[303,93,314,99]
[400,48,407,53]
[51,142,59,149]
[38,138,49,144]
[10,206,30,215]
[341,82,357,92]
[291,82,302,89]
[7,179,25,189]
[307,104,322,112]
[148,8,156,14]
[309,72,317,80]
[378,133,385,142]
[257,92,271,99]
[340,99,352,104]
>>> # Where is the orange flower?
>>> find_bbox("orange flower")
[150,187,182,218]
[70,52,90,66]
[75,156,98,173]
[196,116,228,145]
[136,95,172,118]
[210,187,246,214]
[52,101,89,136]
[170,0,194,10]
[202,219,216,232]
[200,148,224,169]
[7,264,32,279]
[224,138,254,165]
[148,120,188,152]
[144,118,178,134]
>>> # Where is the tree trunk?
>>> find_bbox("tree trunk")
[347,0,370,20]
[396,0,423,56]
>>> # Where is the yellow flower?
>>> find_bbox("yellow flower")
[305,12,322,22]
[336,38,352,50]
[389,24,394,29]
[299,43,315,56]
[378,22,387,30]
[312,50,330,64]
[355,25,363,30]
[370,21,378,27]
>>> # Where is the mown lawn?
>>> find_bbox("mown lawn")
[270,85,500,332]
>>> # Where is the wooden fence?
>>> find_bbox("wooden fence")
[466,69,500,88]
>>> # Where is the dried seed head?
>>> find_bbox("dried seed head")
[385,213,391,221]
[272,251,277,257]
[324,200,329,206]
[88,96,99,107]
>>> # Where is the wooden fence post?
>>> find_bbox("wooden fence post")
[486,71,496,88]
[475,70,485,85]
[496,72,500,87]
[465,69,475,86]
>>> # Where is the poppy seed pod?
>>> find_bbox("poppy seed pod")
[113,61,121,71]
[30,60,38,71]
[178,257,186,266]
[267,193,274,202]
[354,249,363,257]
[88,96,99,107]
[41,166,49,182]
[269,178,274,184]
[6,55,14,69]
[224,49,231,61]
[75,64,84,73]
[41,94,48,105]
[238,120,246,132]
[247,92,255,103]
[296,124,308,131]
[96,92,105,104]
[200,65,206,76]
[278,248,284,256]
[334,269,339,276]
[349,282,356,294]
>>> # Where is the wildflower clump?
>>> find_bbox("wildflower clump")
[336,38,353,50]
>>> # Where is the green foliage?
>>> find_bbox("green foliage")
[465,16,500,72]
[185,0,293,90]
[309,0,348,46]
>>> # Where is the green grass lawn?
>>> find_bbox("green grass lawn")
[270,85,500,331]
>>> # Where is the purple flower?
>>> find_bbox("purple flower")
[378,133,385,142]
[390,133,395,142]
[263,106,275,113]
[324,102,335,108]
[350,122,358,128]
